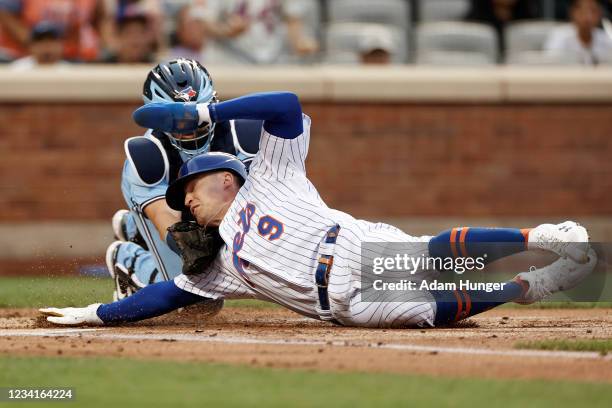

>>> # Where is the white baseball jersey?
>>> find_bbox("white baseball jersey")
[177,115,437,327]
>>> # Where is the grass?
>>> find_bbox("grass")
[0,277,112,308]
[515,339,612,355]
[3,276,610,310]
[0,277,277,309]
[1,277,610,309]
[1,356,611,408]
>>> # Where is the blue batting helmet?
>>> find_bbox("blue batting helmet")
[166,152,247,211]
[142,58,217,156]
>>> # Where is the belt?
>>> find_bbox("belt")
[315,225,340,323]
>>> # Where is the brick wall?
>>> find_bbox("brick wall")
[1,101,611,221]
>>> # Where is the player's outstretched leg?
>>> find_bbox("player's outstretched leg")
[105,241,159,301]
[428,221,589,265]
[431,248,597,326]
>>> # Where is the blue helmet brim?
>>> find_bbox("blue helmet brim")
[166,172,198,211]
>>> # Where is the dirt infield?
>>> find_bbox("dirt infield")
[1,307,611,383]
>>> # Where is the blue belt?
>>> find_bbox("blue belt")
[315,225,340,318]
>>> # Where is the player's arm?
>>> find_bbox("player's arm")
[39,280,205,325]
[143,198,182,248]
[133,92,304,140]
[123,135,182,251]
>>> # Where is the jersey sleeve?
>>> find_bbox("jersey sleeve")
[248,114,311,180]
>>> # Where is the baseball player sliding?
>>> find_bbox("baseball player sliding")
[41,92,596,328]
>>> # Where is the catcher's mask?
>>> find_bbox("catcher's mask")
[142,58,217,156]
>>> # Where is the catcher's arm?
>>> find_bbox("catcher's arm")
[144,198,182,242]
[40,280,204,326]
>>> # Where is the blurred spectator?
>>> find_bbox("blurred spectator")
[358,26,395,65]
[204,0,319,64]
[161,0,206,29]
[554,0,612,19]
[167,4,208,61]
[465,0,540,60]
[0,48,11,62]
[545,0,612,65]
[101,13,154,63]
[0,0,104,62]
[10,20,68,68]
[101,0,163,56]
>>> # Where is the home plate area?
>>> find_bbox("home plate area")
[1,307,611,383]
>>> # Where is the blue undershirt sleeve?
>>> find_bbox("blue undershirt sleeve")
[209,92,303,139]
[96,280,205,323]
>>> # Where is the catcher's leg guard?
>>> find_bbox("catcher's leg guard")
[112,209,149,250]
[114,241,162,285]
[129,206,183,281]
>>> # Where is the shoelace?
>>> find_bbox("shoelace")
[528,266,552,301]
[535,233,570,256]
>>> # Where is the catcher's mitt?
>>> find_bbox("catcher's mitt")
[167,221,225,276]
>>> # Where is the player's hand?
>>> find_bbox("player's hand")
[39,304,104,326]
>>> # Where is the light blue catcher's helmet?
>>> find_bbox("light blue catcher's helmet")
[142,58,217,156]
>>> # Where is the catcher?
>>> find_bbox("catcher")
[108,58,261,303]
[41,91,595,327]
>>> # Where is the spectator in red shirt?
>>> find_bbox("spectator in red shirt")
[10,20,68,68]
[101,0,163,57]
[101,13,154,63]
[0,0,104,62]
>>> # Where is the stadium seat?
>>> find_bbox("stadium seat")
[506,21,573,65]
[419,0,469,22]
[505,50,580,65]
[506,20,561,52]
[415,22,498,65]
[324,22,407,64]
[327,0,411,28]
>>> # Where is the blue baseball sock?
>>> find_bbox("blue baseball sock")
[432,280,527,326]
[429,227,531,265]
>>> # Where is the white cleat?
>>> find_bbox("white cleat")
[514,247,597,304]
[112,263,145,302]
[105,240,123,301]
[112,209,130,241]
[105,240,145,301]
[105,241,123,279]
[528,221,590,263]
